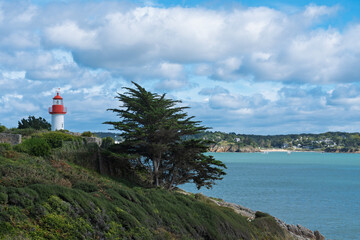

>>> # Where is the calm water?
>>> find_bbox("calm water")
[181,152,360,240]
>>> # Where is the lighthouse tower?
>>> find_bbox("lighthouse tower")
[49,91,67,131]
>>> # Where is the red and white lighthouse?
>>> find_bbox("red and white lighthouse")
[49,91,67,131]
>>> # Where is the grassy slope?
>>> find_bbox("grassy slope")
[0,145,290,240]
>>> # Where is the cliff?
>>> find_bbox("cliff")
[209,142,260,152]
[0,134,324,240]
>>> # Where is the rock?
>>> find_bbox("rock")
[209,143,260,152]
[84,137,102,147]
[275,218,320,240]
[68,132,82,136]
[314,230,325,240]
[297,224,316,238]
[178,189,325,240]
[0,133,22,145]
[208,198,256,219]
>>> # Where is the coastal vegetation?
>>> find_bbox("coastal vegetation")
[0,129,299,239]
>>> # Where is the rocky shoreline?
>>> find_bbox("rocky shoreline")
[209,144,261,152]
[206,194,325,240]
[209,143,360,153]
[177,189,325,239]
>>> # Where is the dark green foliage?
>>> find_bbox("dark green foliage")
[14,137,51,156]
[253,212,286,239]
[73,181,99,193]
[81,131,93,137]
[0,124,6,132]
[0,192,8,204]
[105,82,226,190]
[255,211,271,218]
[18,116,51,130]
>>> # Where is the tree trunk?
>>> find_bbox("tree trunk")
[153,158,159,187]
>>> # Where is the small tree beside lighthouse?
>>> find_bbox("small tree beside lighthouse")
[49,91,67,131]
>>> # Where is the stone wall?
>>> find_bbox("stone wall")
[0,133,22,145]
[84,137,102,147]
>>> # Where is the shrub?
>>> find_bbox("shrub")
[0,193,8,204]
[101,137,115,149]
[73,182,99,193]
[81,131,93,137]
[6,188,39,208]
[14,138,51,157]
[255,211,271,218]
[13,143,29,153]
[0,125,6,133]
[39,132,78,148]
[0,143,12,151]
[57,129,70,133]
[8,128,39,137]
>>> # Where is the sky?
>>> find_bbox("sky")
[1,0,360,134]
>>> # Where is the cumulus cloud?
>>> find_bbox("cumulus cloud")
[326,84,360,107]
[1,0,360,133]
[0,1,353,85]
[45,21,98,50]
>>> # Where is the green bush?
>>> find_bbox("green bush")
[14,138,51,157]
[39,132,78,148]
[101,137,115,149]
[73,182,99,193]
[0,125,6,133]
[8,128,39,137]
[0,143,12,151]
[57,129,70,133]
[81,131,93,137]
[0,193,8,204]
[255,211,271,218]
[6,187,39,208]
[13,143,28,153]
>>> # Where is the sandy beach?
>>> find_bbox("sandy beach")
[260,149,292,152]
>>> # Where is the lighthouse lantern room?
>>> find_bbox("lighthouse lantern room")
[49,91,67,131]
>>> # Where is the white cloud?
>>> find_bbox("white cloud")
[303,4,339,19]
[13,5,38,23]
[0,31,40,49]
[45,21,98,50]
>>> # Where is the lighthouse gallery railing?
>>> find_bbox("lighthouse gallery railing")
[49,107,67,114]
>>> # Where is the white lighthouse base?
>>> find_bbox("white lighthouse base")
[51,114,65,131]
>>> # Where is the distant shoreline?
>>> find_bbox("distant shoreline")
[208,148,360,153]
[259,148,323,153]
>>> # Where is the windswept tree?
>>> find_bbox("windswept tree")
[18,116,51,130]
[104,82,226,190]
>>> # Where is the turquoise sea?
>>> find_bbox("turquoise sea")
[181,152,360,240]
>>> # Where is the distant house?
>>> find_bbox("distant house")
[282,143,289,148]
[235,138,241,143]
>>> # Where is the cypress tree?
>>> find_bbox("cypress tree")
[104,82,226,189]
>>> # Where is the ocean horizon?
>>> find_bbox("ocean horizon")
[182,152,360,240]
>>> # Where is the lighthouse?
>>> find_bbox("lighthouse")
[49,91,67,131]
